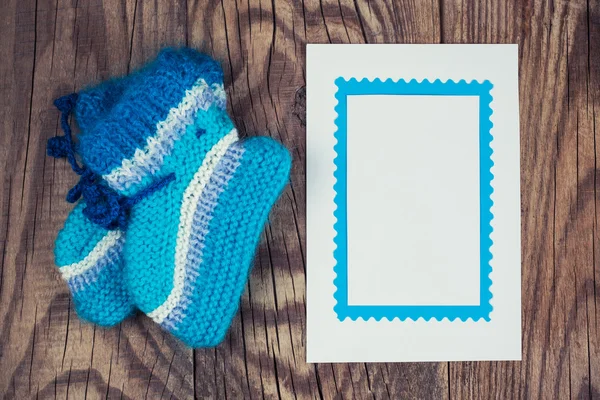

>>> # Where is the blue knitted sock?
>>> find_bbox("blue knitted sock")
[52,49,227,327]
[125,112,290,347]
[54,201,132,326]
[71,48,291,346]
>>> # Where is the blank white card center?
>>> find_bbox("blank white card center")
[346,95,481,306]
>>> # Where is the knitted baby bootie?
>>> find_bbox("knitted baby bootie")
[50,78,137,326]
[50,49,224,327]
[54,202,131,326]
[73,48,291,347]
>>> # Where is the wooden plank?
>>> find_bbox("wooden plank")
[0,0,598,398]
[0,0,39,397]
[443,0,600,399]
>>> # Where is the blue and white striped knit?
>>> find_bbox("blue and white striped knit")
[54,202,133,327]
[49,48,291,346]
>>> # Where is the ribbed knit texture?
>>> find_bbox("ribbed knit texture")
[77,48,224,189]
[54,47,291,347]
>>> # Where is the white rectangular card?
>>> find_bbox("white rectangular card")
[306,44,521,362]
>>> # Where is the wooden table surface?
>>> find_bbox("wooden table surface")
[0,0,598,399]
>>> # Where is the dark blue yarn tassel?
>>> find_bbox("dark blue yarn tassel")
[47,93,175,230]
[47,93,86,175]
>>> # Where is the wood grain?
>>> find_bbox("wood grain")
[0,0,597,399]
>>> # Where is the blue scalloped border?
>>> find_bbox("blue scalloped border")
[332,78,494,322]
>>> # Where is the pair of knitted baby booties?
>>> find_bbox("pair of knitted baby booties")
[50,48,291,348]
